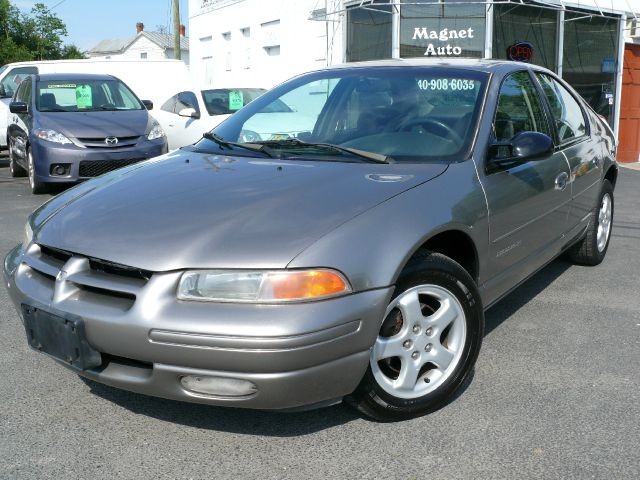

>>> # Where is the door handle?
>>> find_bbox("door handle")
[555,172,569,191]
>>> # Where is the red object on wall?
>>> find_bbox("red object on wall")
[619,43,640,163]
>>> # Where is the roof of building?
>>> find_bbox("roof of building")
[89,31,189,55]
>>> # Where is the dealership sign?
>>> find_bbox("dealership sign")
[412,27,475,56]
[507,42,534,62]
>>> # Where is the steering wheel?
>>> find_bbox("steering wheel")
[395,117,464,146]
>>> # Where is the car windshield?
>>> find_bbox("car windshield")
[201,88,266,115]
[36,79,144,112]
[202,67,489,163]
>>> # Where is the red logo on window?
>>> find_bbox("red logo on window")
[507,42,534,62]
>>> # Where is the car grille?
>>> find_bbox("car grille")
[76,136,141,148]
[79,158,145,177]
[21,243,151,312]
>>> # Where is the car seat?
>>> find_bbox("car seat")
[494,112,515,141]
[40,93,58,110]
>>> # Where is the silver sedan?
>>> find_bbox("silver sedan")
[4,59,617,421]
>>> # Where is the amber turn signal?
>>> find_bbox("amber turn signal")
[266,270,351,300]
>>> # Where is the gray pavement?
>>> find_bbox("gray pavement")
[1,156,638,479]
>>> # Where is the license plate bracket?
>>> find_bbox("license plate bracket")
[22,304,102,371]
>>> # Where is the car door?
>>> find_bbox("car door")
[481,70,572,284]
[155,91,203,149]
[534,72,601,229]
[0,66,38,148]
[8,77,33,167]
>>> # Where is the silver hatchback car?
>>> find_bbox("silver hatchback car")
[4,59,617,421]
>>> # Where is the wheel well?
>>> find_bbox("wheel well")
[604,165,618,188]
[412,230,479,283]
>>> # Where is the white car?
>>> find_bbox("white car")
[153,88,265,150]
[153,87,320,150]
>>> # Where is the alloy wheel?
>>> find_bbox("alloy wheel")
[597,193,612,252]
[28,150,35,189]
[371,284,467,399]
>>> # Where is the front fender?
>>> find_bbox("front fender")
[287,160,489,293]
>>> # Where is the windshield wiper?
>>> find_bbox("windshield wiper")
[202,132,275,158]
[40,108,68,112]
[255,138,392,164]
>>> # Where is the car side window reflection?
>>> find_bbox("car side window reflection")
[494,71,551,142]
[1,66,37,98]
[14,79,28,103]
[535,73,587,144]
[161,91,199,115]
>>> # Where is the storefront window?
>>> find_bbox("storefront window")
[493,4,558,71]
[400,0,485,58]
[346,2,393,62]
[562,12,619,126]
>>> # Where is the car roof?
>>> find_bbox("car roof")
[316,58,553,76]
[35,73,118,82]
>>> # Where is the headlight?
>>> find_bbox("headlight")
[177,269,351,303]
[34,129,72,145]
[23,221,33,247]
[147,122,166,140]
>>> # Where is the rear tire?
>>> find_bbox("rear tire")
[27,148,48,194]
[567,180,613,266]
[347,251,484,422]
[8,138,27,178]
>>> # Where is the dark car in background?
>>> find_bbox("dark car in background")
[6,73,168,193]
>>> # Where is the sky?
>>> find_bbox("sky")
[13,0,190,52]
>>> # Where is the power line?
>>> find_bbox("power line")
[50,0,67,10]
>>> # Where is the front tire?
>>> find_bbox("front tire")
[27,148,48,194]
[348,252,484,421]
[567,180,613,266]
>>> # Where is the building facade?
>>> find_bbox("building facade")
[188,0,640,161]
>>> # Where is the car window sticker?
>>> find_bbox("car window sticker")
[75,84,92,109]
[229,90,244,111]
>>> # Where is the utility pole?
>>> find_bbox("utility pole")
[173,0,181,60]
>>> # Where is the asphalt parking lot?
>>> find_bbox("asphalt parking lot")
[0,155,638,479]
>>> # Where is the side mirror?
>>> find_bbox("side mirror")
[178,107,200,119]
[487,131,553,171]
[141,100,153,110]
[9,101,28,114]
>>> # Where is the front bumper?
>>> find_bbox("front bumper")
[30,137,168,183]
[4,244,392,410]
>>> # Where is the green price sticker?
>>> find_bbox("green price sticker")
[228,90,244,111]
[75,84,92,109]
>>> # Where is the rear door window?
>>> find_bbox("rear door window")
[535,73,587,144]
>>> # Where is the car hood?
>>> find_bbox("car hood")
[37,110,151,140]
[31,150,448,272]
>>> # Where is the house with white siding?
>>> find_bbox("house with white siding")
[89,23,190,65]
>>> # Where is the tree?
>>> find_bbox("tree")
[0,0,82,64]
[27,3,68,60]
[60,44,85,59]
[0,37,33,64]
